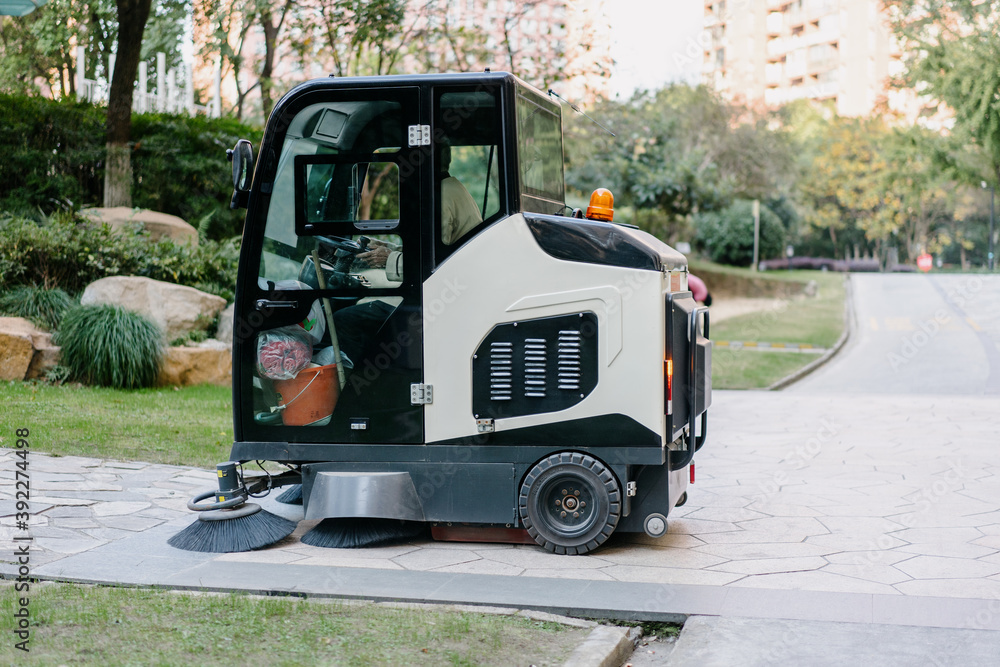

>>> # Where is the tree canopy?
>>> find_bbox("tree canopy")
[884,0,1000,185]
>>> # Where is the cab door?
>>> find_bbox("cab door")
[234,86,427,447]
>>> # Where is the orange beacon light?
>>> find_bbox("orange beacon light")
[586,188,614,222]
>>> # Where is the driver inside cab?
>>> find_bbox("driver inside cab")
[353,139,482,274]
[332,138,483,367]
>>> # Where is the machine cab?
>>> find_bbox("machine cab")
[232,73,555,448]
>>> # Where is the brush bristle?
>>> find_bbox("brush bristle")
[168,510,298,553]
[276,485,304,505]
[301,518,426,549]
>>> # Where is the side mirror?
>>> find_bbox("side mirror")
[226,139,254,209]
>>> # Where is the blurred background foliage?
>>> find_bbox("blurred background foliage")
[563,85,996,270]
[0,93,261,240]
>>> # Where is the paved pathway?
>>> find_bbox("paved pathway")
[794,273,1000,394]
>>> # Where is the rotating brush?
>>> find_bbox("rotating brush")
[168,462,297,553]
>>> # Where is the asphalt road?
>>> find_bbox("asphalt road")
[792,273,1000,395]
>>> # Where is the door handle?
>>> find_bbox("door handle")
[255,299,298,310]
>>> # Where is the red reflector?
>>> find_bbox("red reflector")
[690,463,695,484]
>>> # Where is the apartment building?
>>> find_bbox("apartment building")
[702,0,899,117]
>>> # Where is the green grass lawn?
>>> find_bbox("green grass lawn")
[0,382,233,468]
[696,268,847,389]
[708,270,846,349]
[711,349,820,390]
[0,583,584,666]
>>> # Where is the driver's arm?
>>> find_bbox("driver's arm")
[357,239,403,281]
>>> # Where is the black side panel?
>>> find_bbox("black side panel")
[696,334,712,414]
[616,463,673,532]
[472,312,598,420]
[525,214,686,271]
[434,414,661,451]
[229,441,666,466]
[667,292,695,437]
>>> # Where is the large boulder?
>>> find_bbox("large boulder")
[158,340,232,387]
[0,317,60,381]
[79,207,198,245]
[215,303,235,346]
[80,276,226,341]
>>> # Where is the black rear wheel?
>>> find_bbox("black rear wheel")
[519,452,621,555]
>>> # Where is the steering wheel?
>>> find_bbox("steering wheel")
[316,235,364,254]
[301,235,371,291]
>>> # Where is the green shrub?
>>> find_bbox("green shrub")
[0,93,262,239]
[131,113,262,239]
[0,95,106,213]
[0,213,239,300]
[695,200,785,267]
[55,304,164,389]
[0,285,74,330]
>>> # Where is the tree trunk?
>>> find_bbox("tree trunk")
[259,3,289,119]
[359,164,394,220]
[104,0,153,208]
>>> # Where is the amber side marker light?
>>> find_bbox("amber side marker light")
[664,359,673,415]
[586,188,614,221]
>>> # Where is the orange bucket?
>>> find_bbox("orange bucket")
[273,364,339,426]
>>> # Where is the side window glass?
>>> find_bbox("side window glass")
[302,160,400,228]
[251,97,413,428]
[435,89,502,251]
[260,157,404,289]
[450,146,500,222]
[516,87,565,213]
[256,99,405,288]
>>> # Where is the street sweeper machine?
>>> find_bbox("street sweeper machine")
[170,71,712,556]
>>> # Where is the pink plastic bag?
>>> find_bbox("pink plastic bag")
[256,326,314,380]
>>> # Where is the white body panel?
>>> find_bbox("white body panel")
[423,214,668,444]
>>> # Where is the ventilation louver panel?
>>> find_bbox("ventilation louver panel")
[524,338,548,398]
[489,341,513,401]
[472,313,598,420]
[557,330,583,391]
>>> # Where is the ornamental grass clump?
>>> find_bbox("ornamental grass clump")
[55,304,164,389]
[0,285,74,331]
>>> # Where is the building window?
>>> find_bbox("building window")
[715,48,725,68]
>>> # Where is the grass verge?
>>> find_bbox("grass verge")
[712,349,819,390]
[0,382,232,468]
[707,271,845,349]
[700,269,846,389]
[0,583,583,666]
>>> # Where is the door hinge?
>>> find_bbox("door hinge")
[626,481,637,497]
[410,383,433,405]
[476,419,495,433]
[407,125,431,147]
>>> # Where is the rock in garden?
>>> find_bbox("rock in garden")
[80,276,226,341]
[0,317,60,381]
[79,207,198,245]
[158,340,232,387]
[215,303,235,346]
[26,331,60,380]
